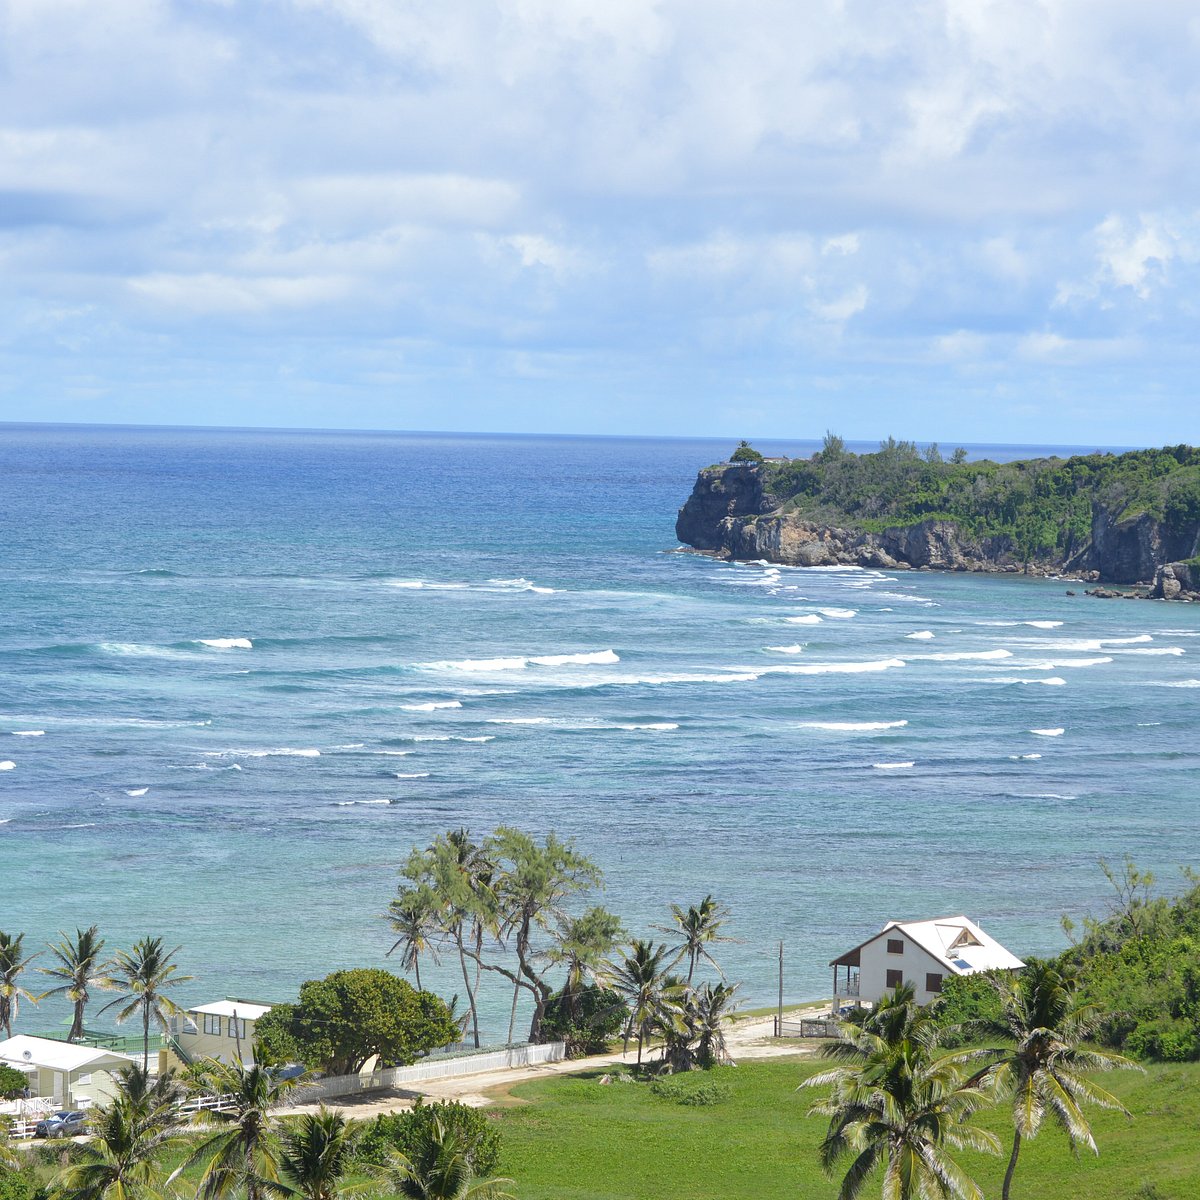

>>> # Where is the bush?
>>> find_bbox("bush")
[541,985,627,1057]
[649,1074,732,1106]
[355,1100,501,1174]
[932,970,1006,1046]
[0,1165,40,1200]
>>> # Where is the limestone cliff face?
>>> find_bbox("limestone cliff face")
[675,462,1199,584]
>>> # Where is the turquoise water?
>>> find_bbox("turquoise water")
[2,425,1197,1038]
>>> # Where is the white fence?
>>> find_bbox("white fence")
[283,1041,567,1107]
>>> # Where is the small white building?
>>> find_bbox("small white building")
[830,915,1024,1010]
[166,998,273,1067]
[0,1034,138,1108]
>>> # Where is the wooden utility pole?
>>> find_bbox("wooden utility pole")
[776,940,784,1036]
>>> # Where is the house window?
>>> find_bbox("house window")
[926,973,944,994]
[203,1014,222,1036]
[886,938,904,955]
[886,969,903,989]
[228,1018,247,1041]
[76,1073,92,1085]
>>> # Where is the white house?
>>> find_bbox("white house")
[0,1034,138,1108]
[830,915,1024,1010]
[165,998,273,1067]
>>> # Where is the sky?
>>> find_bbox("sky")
[2,0,1199,445]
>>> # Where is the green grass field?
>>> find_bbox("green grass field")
[493,1055,1200,1200]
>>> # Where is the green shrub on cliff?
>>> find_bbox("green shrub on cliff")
[730,440,764,463]
[760,440,1200,559]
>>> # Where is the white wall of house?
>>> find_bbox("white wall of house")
[858,932,951,1006]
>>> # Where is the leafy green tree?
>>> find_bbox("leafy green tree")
[254,969,459,1075]
[471,828,602,1044]
[278,1107,360,1200]
[0,1065,27,1100]
[51,1065,185,1200]
[541,984,627,1057]
[172,1059,299,1200]
[803,987,1000,1200]
[654,895,733,984]
[0,932,38,1039]
[730,440,764,463]
[40,925,110,1043]
[100,937,192,1071]
[969,961,1139,1200]
[372,1116,513,1200]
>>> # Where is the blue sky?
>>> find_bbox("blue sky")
[2,0,1199,445]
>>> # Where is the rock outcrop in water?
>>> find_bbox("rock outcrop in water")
[676,455,1200,588]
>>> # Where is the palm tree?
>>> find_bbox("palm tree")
[278,1107,361,1200]
[547,906,623,1028]
[173,1058,300,1200]
[40,925,110,1042]
[101,937,192,1071]
[374,1116,514,1200]
[388,883,444,992]
[51,1065,185,1200]
[607,939,674,1066]
[689,980,741,1068]
[654,895,733,984]
[970,961,1139,1200]
[803,987,1001,1200]
[0,931,39,1038]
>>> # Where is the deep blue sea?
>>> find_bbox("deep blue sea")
[2,425,1198,1039]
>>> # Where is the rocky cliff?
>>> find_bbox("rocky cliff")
[676,461,1200,585]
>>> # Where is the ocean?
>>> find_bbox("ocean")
[2,424,1197,1040]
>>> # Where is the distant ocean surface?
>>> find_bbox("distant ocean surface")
[2,425,1197,1039]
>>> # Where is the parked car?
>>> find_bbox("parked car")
[34,1110,88,1139]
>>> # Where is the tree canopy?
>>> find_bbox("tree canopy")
[254,968,460,1075]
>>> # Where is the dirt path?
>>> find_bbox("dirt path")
[283,1003,829,1119]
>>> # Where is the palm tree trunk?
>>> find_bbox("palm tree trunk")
[143,1006,151,1072]
[507,978,521,1047]
[457,938,480,1049]
[1002,1129,1022,1200]
[70,1000,85,1043]
[414,955,421,993]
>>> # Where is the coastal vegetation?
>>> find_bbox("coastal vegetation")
[753,438,1200,558]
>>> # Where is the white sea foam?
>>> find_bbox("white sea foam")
[912,649,1012,662]
[799,720,908,732]
[487,717,553,725]
[209,748,321,758]
[400,701,464,712]
[1114,647,1185,656]
[1021,792,1078,801]
[1025,620,1064,629]
[984,676,1067,686]
[422,649,618,671]
[1137,721,1162,725]
[392,772,431,779]
[198,638,253,650]
[1030,728,1065,737]
[613,722,679,731]
[333,743,365,749]
[817,608,857,619]
[125,787,149,796]
[1009,753,1043,760]
[458,736,495,742]
[873,761,914,770]
[784,614,823,625]
[99,642,189,659]
[762,658,907,676]
[11,730,44,736]
[386,579,470,590]
[1156,679,1200,688]
[403,735,494,742]
[765,645,806,654]
[905,631,935,640]
[487,577,556,594]
[0,761,14,770]
[336,798,393,806]
[377,749,413,756]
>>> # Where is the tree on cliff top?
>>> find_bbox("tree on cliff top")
[730,440,763,463]
[254,969,459,1075]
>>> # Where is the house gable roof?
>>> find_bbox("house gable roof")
[0,1034,137,1074]
[830,915,1023,975]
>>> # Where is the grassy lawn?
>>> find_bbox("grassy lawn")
[493,1055,1200,1200]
